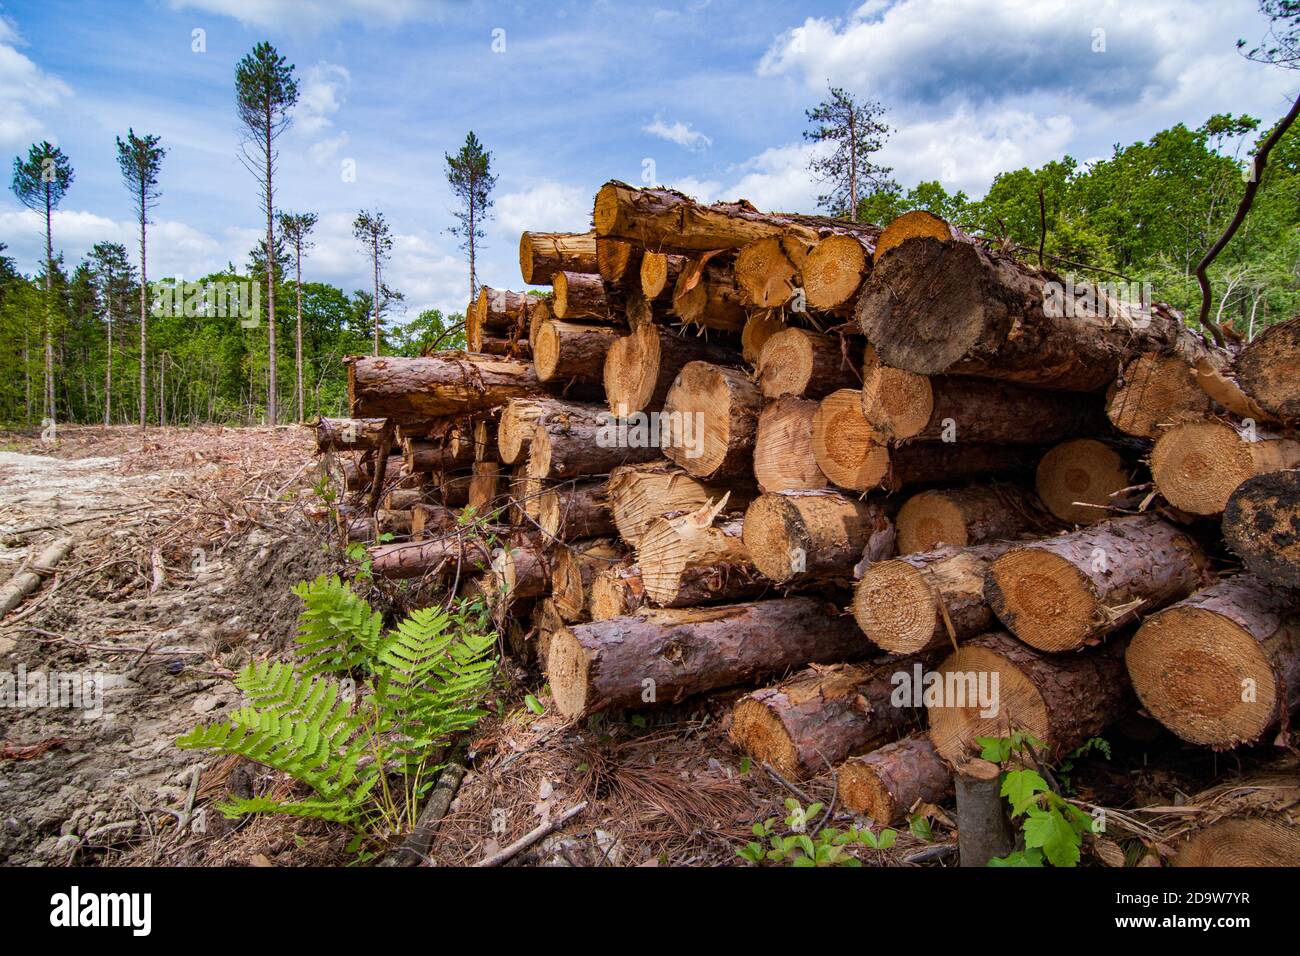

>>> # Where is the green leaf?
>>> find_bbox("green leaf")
[909,814,933,841]
[524,693,545,715]
[1002,768,1051,817]
[1022,808,1082,867]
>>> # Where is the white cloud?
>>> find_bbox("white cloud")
[495,181,590,236]
[308,131,351,165]
[296,61,350,136]
[644,116,712,151]
[0,16,72,148]
[166,0,440,30]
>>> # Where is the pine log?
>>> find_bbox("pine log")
[810,388,887,490]
[640,251,685,301]
[488,539,552,604]
[384,487,424,511]
[607,461,755,546]
[0,536,74,617]
[927,630,1130,762]
[671,257,746,332]
[404,437,472,473]
[895,485,1051,555]
[596,237,642,287]
[1235,315,1300,424]
[432,469,473,507]
[856,236,1216,391]
[336,508,375,545]
[1126,573,1300,749]
[854,541,1018,655]
[985,513,1207,652]
[1105,353,1212,438]
[369,535,493,580]
[839,735,953,824]
[552,271,612,321]
[1223,470,1300,589]
[1035,438,1132,524]
[467,460,502,513]
[662,361,763,481]
[756,327,861,399]
[741,313,785,365]
[873,210,965,263]
[376,508,412,537]
[589,564,648,620]
[953,757,1015,867]
[535,597,566,663]
[533,318,620,384]
[537,482,616,541]
[754,397,828,493]
[861,363,1106,444]
[410,502,457,538]
[1152,419,1300,516]
[624,283,669,330]
[1174,816,1300,867]
[604,323,744,416]
[348,353,543,422]
[803,233,875,313]
[730,660,927,780]
[497,396,593,466]
[638,513,765,606]
[526,403,662,480]
[518,231,598,286]
[340,458,366,492]
[470,288,530,352]
[527,297,551,352]
[314,417,386,453]
[545,596,870,717]
[743,489,894,585]
[477,336,530,358]
[470,413,499,463]
[552,538,627,622]
[734,236,800,309]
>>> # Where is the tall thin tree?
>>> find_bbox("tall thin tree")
[445,131,497,301]
[116,129,165,430]
[235,42,299,425]
[88,241,132,426]
[11,141,74,423]
[803,86,896,220]
[277,211,317,421]
[353,210,395,356]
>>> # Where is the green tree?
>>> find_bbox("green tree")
[236,41,299,425]
[445,131,497,300]
[353,210,399,356]
[803,85,897,219]
[11,141,73,422]
[87,242,135,425]
[115,129,165,429]
[277,211,317,421]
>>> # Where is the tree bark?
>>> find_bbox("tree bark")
[552,271,612,321]
[369,534,493,580]
[537,482,616,541]
[730,659,928,780]
[533,318,619,384]
[518,231,598,286]
[525,402,662,480]
[985,513,1207,652]
[546,596,871,717]
[756,328,862,399]
[839,734,953,825]
[743,489,894,585]
[953,758,1015,867]
[1223,469,1300,589]
[313,417,387,453]
[895,484,1054,555]
[347,353,544,423]
[1126,572,1300,749]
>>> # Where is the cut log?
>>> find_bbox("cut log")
[533,318,619,384]
[470,288,530,352]
[526,403,662,480]
[1223,470,1300,589]
[1234,315,1300,424]
[810,388,887,490]
[348,353,543,422]
[488,539,552,604]
[0,536,74,617]
[854,541,1018,655]
[743,489,894,585]
[376,508,412,537]
[527,297,551,352]
[803,233,874,313]
[733,236,799,309]
[607,461,754,546]
[432,469,472,507]
[410,502,456,538]
[754,397,827,493]
[1152,419,1300,516]
[508,463,539,526]
[839,735,953,825]
[873,210,964,263]
[467,460,502,513]
[856,236,1214,391]
[404,437,472,473]
[552,538,627,622]
[313,417,386,453]
[470,413,499,463]
[596,237,643,287]
[671,257,746,332]
[604,323,743,417]
[861,364,1105,444]
[953,757,1015,867]
[384,487,423,511]
[518,231,598,286]
[498,397,548,465]
[369,535,493,580]
[545,596,870,717]
[537,482,616,541]
[730,660,927,780]
[927,630,1129,762]
[638,513,764,606]
[985,513,1207,652]
[1105,353,1211,438]
[1035,438,1131,524]
[535,597,566,663]
[640,251,685,301]
[589,564,648,620]
[662,361,763,481]
[895,485,1051,555]
[756,327,861,399]
[741,313,785,365]
[1125,573,1300,749]
[1173,815,1300,867]
[624,283,668,331]
[552,271,612,321]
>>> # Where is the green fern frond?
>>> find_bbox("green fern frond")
[291,574,385,676]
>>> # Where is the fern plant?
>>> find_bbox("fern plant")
[177,574,496,835]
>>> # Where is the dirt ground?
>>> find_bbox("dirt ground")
[0,425,1284,868]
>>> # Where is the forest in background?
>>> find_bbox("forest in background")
[0,111,1296,428]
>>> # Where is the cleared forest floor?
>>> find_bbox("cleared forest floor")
[0,426,1262,867]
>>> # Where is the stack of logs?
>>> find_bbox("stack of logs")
[322,182,1300,864]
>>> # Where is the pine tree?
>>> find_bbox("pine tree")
[115,129,165,429]
[277,211,317,421]
[87,242,134,425]
[445,132,497,301]
[803,86,896,220]
[353,210,398,356]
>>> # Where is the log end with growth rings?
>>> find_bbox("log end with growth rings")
[984,547,1096,651]
[853,558,941,654]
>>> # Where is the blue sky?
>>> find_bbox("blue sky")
[2,0,1295,320]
